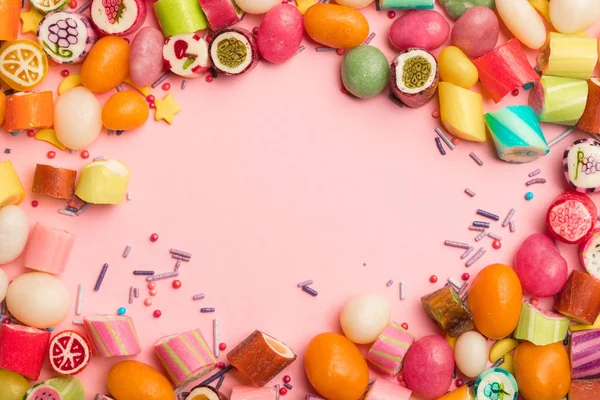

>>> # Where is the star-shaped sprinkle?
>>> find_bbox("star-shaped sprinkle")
[154,93,181,125]
[20,8,43,34]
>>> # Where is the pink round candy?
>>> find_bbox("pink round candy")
[389,10,449,51]
[256,5,303,64]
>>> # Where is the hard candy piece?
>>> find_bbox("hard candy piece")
[164,34,210,78]
[437,386,473,400]
[366,321,415,376]
[489,338,519,363]
[209,28,258,76]
[514,341,570,400]
[550,0,600,34]
[496,0,546,49]
[454,331,488,378]
[24,223,75,275]
[421,285,473,337]
[0,0,20,40]
[438,81,486,142]
[403,335,454,399]
[578,79,600,134]
[153,0,207,36]
[37,12,97,64]
[474,368,518,400]
[49,330,92,375]
[235,0,279,14]
[0,269,7,303]
[340,293,391,344]
[389,48,438,108]
[54,87,101,150]
[364,378,411,400]
[34,128,66,150]
[24,377,84,400]
[187,386,228,400]
[0,368,29,400]
[228,330,296,386]
[451,6,499,59]
[80,36,130,94]
[571,315,600,332]
[4,91,53,132]
[376,0,433,9]
[570,379,600,400]
[296,0,315,14]
[107,361,174,400]
[571,329,600,379]
[256,4,303,64]
[484,105,548,163]
[90,0,146,35]
[0,40,48,91]
[580,229,600,279]
[438,0,494,19]
[303,4,369,49]
[514,302,569,345]
[75,159,130,205]
[198,0,244,31]
[230,386,277,400]
[0,161,25,206]
[129,27,164,87]
[438,46,478,89]
[0,324,50,380]
[0,205,28,265]
[29,0,66,14]
[101,91,149,131]
[473,39,539,103]
[529,75,588,126]
[546,190,597,244]
[32,164,77,200]
[388,10,449,51]
[554,270,600,324]
[537,33,598,80]
[564,138,600,193]
[341,46,389,99]
[83,315,142,357]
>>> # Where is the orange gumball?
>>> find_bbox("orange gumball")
[102,91,149,131]
[467,264,522,339]
[81,36,130,94]
[303,4,369,49]
[514,341,570,400]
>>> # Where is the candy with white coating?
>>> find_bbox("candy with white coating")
[0,269,7,303]
[550,0,600,34]
[474,368,518,400]
[129,27,164,87]
[75,159,130,204]
[514,302,569,346]
[454,331,488,378]
[496,0,546,49]
[37,12,97,64]
[340,294,391,344]
[563,139,600,193]
[256,4,303,64]
[209,28,258,76]
[90,0,147,36]
[6,272,70,329]
[342,46,389,99]
[164,33,210,78]
[580,228,600,279]
[198,0,244,31]
[234,0,279,14]
[0,205,28,265]
[54,86,102,150]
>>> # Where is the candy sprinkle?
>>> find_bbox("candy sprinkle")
[122,245,132,258]
[461,273,470,281]
[134,287,139,298]
[472,221,490,228]
[72,319,84,326]
[465,248,486,267]
[487,232,502,241]
[58,209,76,217]
[151,72,169,88]
[509,220,516,233]
[435,127,456,150]
[469,152,483,166]
[315,46,335,52]
[174,259,181,271]
[435,137,446,155]
[215,375,226,391]
[388,93,404,108]
[75,203,90,215]
[474,231,487,242]
[363,32,376,45]
[75,284,83,315]
[444,240,471,249]
[201,308,215,313]
[528,169,542,177]
[284,383,293,390]
[146,271,179,281]
[460,246,475,260]
[547,127,576,148]
[399,281,406,300]
[464,188,476,197]
[502,208,516,227]
[468,226,485,232]
[526,178,547,186]
[181,80,187,90]
[170,249,192,259]
[133,270,154,275]
[386,279,394,287]
[128,286,134,304]
[302,286,318,297]
[476,209,499,221]
[296,279,314,288]
[93,263,109,292]
[172,280,182,289]
[214,319,220,357]
[448,277,461,290]
[117,307,126,315]
[525,192,534,201]
[172,254,190,262]
[193,293,206,300]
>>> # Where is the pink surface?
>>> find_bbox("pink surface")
[83,315,141,357]
[23,222,75,274]
[2,2,600,399]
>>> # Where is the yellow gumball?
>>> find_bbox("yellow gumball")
[438,46,478,89]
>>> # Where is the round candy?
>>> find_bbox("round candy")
[235,0,280,14]
[37,12,97,65]
[580,228,600,279]
[453,331,488,378]
[6,272,70,329]
[0,40,48,92]
[0,205,28,265]
[54,87,102,150]
[256,4,304,64]
[340,293,391,344]
[341,45,389,99]
[451,6,499,58]
[546,190,597,244]
[0,269,7,302]
[514,341,570,400]
[550,0,600,34]
[129,27,165,87]
[80,36,130,94]
[403,335,454,399]
[163,33,210,78]
[209,28,258,76]
[563,138,600,193]
[474,368,518,400]
[101,91,149,131]
[388,10,449,51]
[390,48,439,108]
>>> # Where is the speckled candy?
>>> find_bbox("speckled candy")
[0,324,50,380]
[439,0,495,19]
[366,321,414,376]
[342,46,389,99]
[256,5,303,64]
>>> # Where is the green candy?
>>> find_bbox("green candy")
[341,45,390,99]
[24,376,85,400]
[439,0,495,19]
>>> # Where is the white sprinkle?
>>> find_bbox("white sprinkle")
[76,203,90,215]
[92,156,105,161]
[75,284,83,315]
[435,127,456,150]
[122,245,132,258]
[126,192,132,201]
[502,208,516,227]
[214,319,220,357]
[73,319,84,326]
[399,281,406,300]
[58,208,76,216]
[193,293,206,300]
[146,271,179,281]
[297,279,314,288]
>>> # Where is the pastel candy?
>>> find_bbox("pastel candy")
[366,321,414,376]
[37,12,97,64]
[83,315,141,357]
[496,0,546,49]
[341,46,389,99]
[484,105,548,163]
[230,386,277,400]
[437,386,474,400]
[550,0,600,34]
[23,222,75,275]
[438,0,494,19]
[438,82,486,142]
[571,329,600,379]
[198,0,244,31]
[163,33,210,78]
[537,33,598,80]
[154,329,217,387]
[0,160,25,206]
[514,302,569,346]
[364,378,412,399]
[473,368,518,400]
[563,138,600,193]
[75,159,130,204]
[529,75,588,126]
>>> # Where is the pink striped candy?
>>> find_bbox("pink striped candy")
[230,386,277,400]
[365,378,412,400]
[571,329,600,379]
[83,315,141,357]
[367,321,415,376]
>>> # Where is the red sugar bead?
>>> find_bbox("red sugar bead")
[511,88,519,96]
[27,129,35,137]
[61,69,70,77]
[401,322,408,330]
[336,48,345,56]
[149,102,156,109]
[252,27,259,35]
[69,0,76,8]
[492,240,502,249]
[150,233,159,242]
[456,379,464,387]
[283,375,291,383]
[144,298,153,306]
[162,83,171,91]
[206,35,213,43]
[530,297,539,306]
[47,151,56,159]
[431,110,440,118]
[81,150,89,159]
[172,280,182,289]
[149,288,158,296]
[68,200,76,208]
[2,318,10,324]
[341,86,348,94]
[462,272,470,281]
[219,342,227,351]
[217,362,226,369]
[31,200,39,208]
[148,282,156,289]
[388,10,396,18]
[153,310,162,318]
[279,388,288,396]
[451,138,459,145]
[397,374,405,382]
[206,75,214,83]
[429,275,438,283]
[146,95,155,103]
[398,381,408,388]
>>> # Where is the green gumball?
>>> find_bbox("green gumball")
[341,45,390,99]
[439,0,495,19]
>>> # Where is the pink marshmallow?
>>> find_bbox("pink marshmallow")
[23,222,75,275]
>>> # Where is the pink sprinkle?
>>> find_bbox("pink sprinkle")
[144,298,153,306]
[153,310,162,318]
[387,10,396,18]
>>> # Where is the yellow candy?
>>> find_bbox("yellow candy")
[438,82,486,142]
[122,77,151,97]
[528,0,550,22]
[537,33,598,80]
[489,338,519,363]
[296,0,315,14]
[35,129,66,150]
[497,352,515,375]
[0,160,26,206]
[445,334,457,351]
[438,46,478,89]
[75,159,130,204]
[58,74,81,95]
[437,386,474,400]
[570,314,600,332]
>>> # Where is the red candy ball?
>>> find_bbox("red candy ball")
[2,318,10,324]
[61,70,69,77]
[387,10,396,18]
[27,130,35,137]
[530,297,539,306]
[511,89,519,96]
[206,75,214,83]
[456,379,464,387]
[150,233,159,242]
[146,95,155,103]
[401,322,408,330]
[462,272,470,281]
[429,275,438,283]
[341,86,348,94]
[81,150,89,159]
[162,83,171,91]
[144,298,153,306]
[149,102,156,109]
[217,362,225,369]
[31,200,39,208]
[492,240,502,249]
[153,310,162,318]
[149,289,158,296]
[279,388,288,396]
[283,375,291,383]
[252,27,259,35]
[69,0,76,8]
[67,200,76,208]
[219,342,226,351]
[172,280,182,289]
[147,282,156,289]
[451,138,459,145]
[336,48,345,56]
[47,151,56,159]
[431,110,440,118]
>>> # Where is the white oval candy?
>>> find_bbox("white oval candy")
[340,293,391,344]
[6,272,70,329]
[235,0,280,14]
[496,0,546,49]
[0,269,8,303]
[454,331,489,378]
[550,0,600,34]
[0,205,29,265]
[54,86,102,150]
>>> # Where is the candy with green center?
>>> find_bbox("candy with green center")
[390,48,438,108]
[341,46,389,99]
[439,0,495,19]
[209,27,258,76]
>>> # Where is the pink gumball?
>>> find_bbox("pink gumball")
[403,335,454,399]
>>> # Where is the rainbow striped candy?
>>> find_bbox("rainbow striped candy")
[154,329,216,387]
[367,321,415,376]
[571,329,600,379]
[83,315,141,357]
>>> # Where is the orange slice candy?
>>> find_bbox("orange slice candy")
[0,40,48,91]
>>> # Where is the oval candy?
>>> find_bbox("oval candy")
[257,4,303,64]
[129,27,164,87]
[304,4,369,49]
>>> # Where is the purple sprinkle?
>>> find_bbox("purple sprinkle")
[460,246,475,259]
[509,220,516,233]
[170,249,192,258]
[146,271,179,281]
[502,208,516,227]
[464,188,475,197]
[435,137,446,155]
[528,169,541,177]
[133,270,154,275]
[193,293,206,300]
[476,209,499,221]
[93,263,109,291]
[444,240,471,249]
[302,286,318,297]
[200,307,215,313]
[122,245,132,258]
[297,279,314,288]
[526,178,547,186]
[465,248,486,267]
[469,152,483,166]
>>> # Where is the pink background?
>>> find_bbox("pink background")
[3,3,600,399]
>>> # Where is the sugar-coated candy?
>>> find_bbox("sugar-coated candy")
[438,82,486,142]
[403,335,454,399]
[0,324,50,380]
[84,315,142,357]
[570,379,600,400]
[101,91,149,130]
[555,270,600,324]
[0,161,25,206]
[438,46,478,89]
[364,378,411,400]
[571,329,600,379]
[580,229,600,279]
[48,330,92,375]
[437,386,473,400]
[514,302,569,346]
[6,272,69,329]
[451,6,499,59]
[438,0,494,19]
[23,378,84,400]
[390,48,438,108]
[37,12,97,64]
[454,331,488,378]
[0,0,20,40]
[107,360,175,400]
[546,190,597,245]
[228,330,296,386]
[421,285,473,337]
[54,87,101,150]
[75,159,130,204]
[474,368,518,400]
[0,40,48,91]
[257,5,303,64]
[164,33,210,78]
[303,4,369,49]
[564,138,600,193]
[209,28,258,76]
[90,0,146,35]
[388,10,449,51]
[0,205,28,265]
[4,91,53,132]
[235,0,280,14]
[341,46,389,99]
[154,329,217,387]
[198,0,244,31]
[340,293,391,344]
[366,321,414,376]
[188,386,229,400]
[24,223,75,275]
[335,0,373,8]
[376,0,433,9]
[537,33,598,80]
[484,105,548,163]
[550,0,600,34]
[473,39,539,103]
[0,269,7,303]
[32,164,77,200]
[29,0,66,14]
[153,0,207,37]
[578,79,600,134]
[80,36,130,94]
[496,0,546,49]
[529,75,588,126]
[129,27,165,87]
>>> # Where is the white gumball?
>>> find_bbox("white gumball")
[6,272,70,329]
[0,205,29,264]
[334,0,374,8]
[54,87,102,150]
[340,293,391,344]
[0,269,7,302]
[550,0,600,34]
[235,0,280,14]
[454,331,489,378]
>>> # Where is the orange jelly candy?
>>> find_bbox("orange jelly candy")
[80,36,130,94]
[0,40,48,91]
[101,91,149,131]
[304,4,369,49]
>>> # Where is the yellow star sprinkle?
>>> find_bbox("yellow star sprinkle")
[154,93,182,125]
[20,8,43,34]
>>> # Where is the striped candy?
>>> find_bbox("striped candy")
[364,378,412,399]
[83,315,141,357]
[571,329,600,379]
[514,302,569,346]
[367,321,415,376]
[154,329,216,387]
[529,75,588,126]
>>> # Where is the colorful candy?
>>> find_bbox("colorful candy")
[341,46,389,99]
[496,0,546,49]
[107,360,175,400]
[84,315,142,357]
[571,329,600,379]
[564,138,600,193]
[164,33,211,78]
[54,86,101,149]
[0,205,28,265]
[438,82,486,142]
[529,75,588,126]
[90,0,146,35]
[153,0,207,37]
[48,330,92,375]
[340,294,390,344]
[80,36,130,93]
[578,79,600,134]
[550,0,600,34]
[0,160,25,206]
[388,10,449,51]
[29,0,67,13]
[390,48,438,108]
[0,0,20,40]
[438,46,478,89]
[4,91,53,132]
[32,164,77,200]
[473,368,518,400]
[0,324,50,380]
[546,190,597,244]
[537,33,598,80]
[37,12,97,64]
[421,285,473,337]
[0,40,48,91]
[403,335,454,399]
[75,159,130,204]
[209,28,258,76]
[570,379,600,400]
[438,0,494,19]
[454,331,488,377]
[580,229,600,278]
[303,4,369,49]
[129,27,165,87]
[366,321,414,376]
[198,0,244,31]
[23,376,84,400]
[364,378,411,400]
[555,270,600,324]
[102,91,149,130]
[514,302,569,345]
[23,223,75,275]
[376,0,433,9]
[450,6,499,58]
[256,5,303,64]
